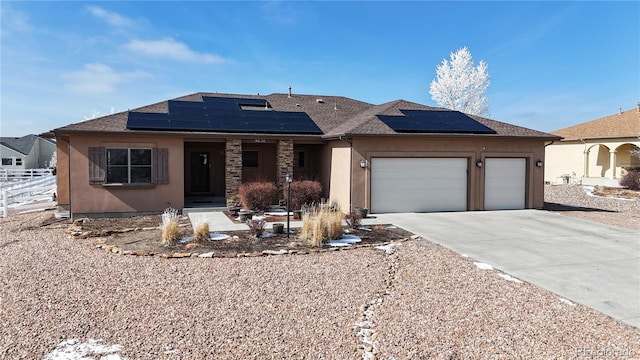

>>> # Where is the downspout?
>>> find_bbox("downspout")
[338,135,353,211]
[68,139,72,221]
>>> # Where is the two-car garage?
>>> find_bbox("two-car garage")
[370,157,527,213]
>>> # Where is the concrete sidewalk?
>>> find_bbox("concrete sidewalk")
[368,210,640,328]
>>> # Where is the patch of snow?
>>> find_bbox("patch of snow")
[560,298,576,306]
[264,209,291,216]
[164,346,179,355]
[357,226,372,231]
[461,254,469,258]
[375,243,401,254]
[44,338,125,360]
[498,273,523,284]
[326,240,352,247]
[474,262,494,270]
[177,237,192,244]
[410,234,421,239]
[260,232,276,238]
[326,234,362,247]
[209,233,230,241]
[386,226,397,229]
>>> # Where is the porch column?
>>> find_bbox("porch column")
[225,139,242,207]
[609,150,617,179]
[583,150,589,178]
[277,140,294,201]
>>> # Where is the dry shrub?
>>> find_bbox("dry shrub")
[239,181,278,210]
[161,207,180,245]
[247,219,266,237]
[620,170,640,190]
[287,180,322,210]
[298,201,343,247]
[192,216,210,243]
[345,210,362,229]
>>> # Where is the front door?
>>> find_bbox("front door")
[191,152,210,193]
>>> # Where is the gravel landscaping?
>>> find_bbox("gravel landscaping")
[1,185,639,359]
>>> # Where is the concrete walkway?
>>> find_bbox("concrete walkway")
[187,211,304,232]
[368,210,640,328]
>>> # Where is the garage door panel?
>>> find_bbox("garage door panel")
[484,158,526,210]
[371,158,468,213]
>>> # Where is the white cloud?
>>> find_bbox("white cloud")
[86,5,134,28]
[0,4,31,36]
[62,63,150,94]
[123,38,227,64]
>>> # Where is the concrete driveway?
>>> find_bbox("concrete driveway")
[372,210,640,328]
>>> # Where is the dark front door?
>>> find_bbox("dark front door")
[191,152,210,193]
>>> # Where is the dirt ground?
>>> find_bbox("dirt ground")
[592,185,640,199]
[62,212,414,258]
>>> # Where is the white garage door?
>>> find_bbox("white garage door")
[484,158,526,210]
[371,158,468,213]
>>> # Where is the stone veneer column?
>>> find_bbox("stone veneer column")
[225,139,242,207]
[277,140,294,201]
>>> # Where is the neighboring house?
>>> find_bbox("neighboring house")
[545,105,640,186]
[51,91,558,218]
[0,134,56,169]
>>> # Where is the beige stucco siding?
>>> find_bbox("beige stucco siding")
[545,138,640,184]
[328,143,352,210]
[349,136,546,211]
[67,135,184,216]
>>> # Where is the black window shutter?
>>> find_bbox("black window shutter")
[153,148,169,184]
[88,147,106,184]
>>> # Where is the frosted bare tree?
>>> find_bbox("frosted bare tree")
[429,47,490,116]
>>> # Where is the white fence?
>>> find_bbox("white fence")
[0,168,54,181]
[0,172,57,217]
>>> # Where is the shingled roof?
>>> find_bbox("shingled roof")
[53,92,558,139]
[1,134,40,155]
[552,106,640,141]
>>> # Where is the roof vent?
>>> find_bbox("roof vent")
[619,107,622,115]
[637,102,640,112]
[316,99,324,104]
[334,101,338,110]
[288,86,292,98]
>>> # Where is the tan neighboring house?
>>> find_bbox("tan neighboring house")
[545,105,640,186]
[50,91,558,218]
[0,134,56,169]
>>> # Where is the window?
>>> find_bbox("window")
[294,151,305,168]
[242,150,258,167]
[2,158,12,166]
[106,148,152,184]
[15,158,22,166]
[88,146,168,185]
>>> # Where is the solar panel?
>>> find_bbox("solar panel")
[127,112,171,129]
[378,110,496,134]
[127,96,323,134]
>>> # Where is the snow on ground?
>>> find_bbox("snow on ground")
[44,339,125,360]
[560,298,577,306]
[498,273,524,284]
[473,262,494,270]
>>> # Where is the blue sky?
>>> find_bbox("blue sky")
[1,1,638,137]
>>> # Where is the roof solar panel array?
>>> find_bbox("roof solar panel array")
[127,96,322,134]
[378,110,496,134]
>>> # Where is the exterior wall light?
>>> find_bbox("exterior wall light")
[536,160,543,167]
[360,159,367,168]
[476,159,483,168]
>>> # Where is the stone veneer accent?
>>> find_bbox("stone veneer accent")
[276,139,294,200]
[225,139,242,207]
